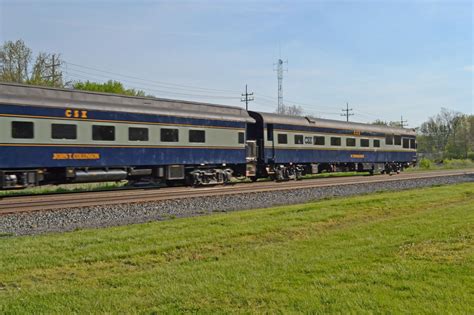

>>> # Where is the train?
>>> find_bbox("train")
[0,82,417,189]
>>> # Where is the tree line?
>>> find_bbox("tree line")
[371,111,473,160]
[1,39,473,160]
[416,109,473,160]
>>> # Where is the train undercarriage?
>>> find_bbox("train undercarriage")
[0,161,413,190]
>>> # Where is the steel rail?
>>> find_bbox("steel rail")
[0,170,472,215]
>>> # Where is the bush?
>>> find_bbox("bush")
[442,159,474,169]
[419,158,433,169]
[467,152,474,161]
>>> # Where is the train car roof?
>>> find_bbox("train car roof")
[251,111,416,136]
[0,82,255,123]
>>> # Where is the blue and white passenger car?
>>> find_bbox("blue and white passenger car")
[0,83,255,188]
[248,112,417,179]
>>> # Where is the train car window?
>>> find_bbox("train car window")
[410,138,416,149]
[189,130,205,143]
[93,125,115,141]
[385,135,393,145]
[403,138,410,148]
[346,138,356,147]
[373,139,380,147]
[161,128,179,142]
[267,124,274,141]
[360,139,370,147]
[238,132,245,144]
[294,135,304,144]
[277,134,288,144]
[314,136,325,145]
[394,135,401,145]
[129,127,149,141]
[330,137,341,146]
[12,121,34,139]
[52,124,77,140]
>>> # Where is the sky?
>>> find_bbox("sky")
[0,0,472,127]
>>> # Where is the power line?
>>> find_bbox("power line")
[241,84,254,111]
[254,93,343,116]
[65,61,241,94]
[63,69,241,100]
[64,68,239,98]
[341,102,354,122]
[63,61,394,122]
[255,92,339,111]
[65,60,347,116]
[66,67,334,117]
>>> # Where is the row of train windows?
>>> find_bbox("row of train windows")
[276,134,378,147]
[10,122,246,144]
[276,133,415,149]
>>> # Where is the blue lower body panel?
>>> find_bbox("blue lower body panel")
[265,148,416,164]
[0,146,246,169]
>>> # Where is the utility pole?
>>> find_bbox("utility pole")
[46,54,62,86]
[274,58,288,113]
[341,102,354,122]
[400,115,408,128]
[241,84,254,111]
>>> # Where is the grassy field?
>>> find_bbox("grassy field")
[0,183,473,313]
[406,158,474,172]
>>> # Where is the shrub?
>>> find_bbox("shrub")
[467,152,474,161]
[443,159,474,169]
[419,158,432,169]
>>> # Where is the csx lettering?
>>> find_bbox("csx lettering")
[65,109,88,119]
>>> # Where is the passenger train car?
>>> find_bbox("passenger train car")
[0,83,417,189]
[248,112,417,179]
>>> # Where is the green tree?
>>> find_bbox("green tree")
[418,108,473,160]
[72,80,146,97]
[371,119,388,126]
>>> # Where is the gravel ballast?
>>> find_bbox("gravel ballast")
[1,173,473,236]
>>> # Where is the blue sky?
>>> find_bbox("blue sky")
[1,0,472,126]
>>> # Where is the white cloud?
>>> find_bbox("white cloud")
[463,65,474,72]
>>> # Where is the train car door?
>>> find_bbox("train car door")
[266,123,275,163]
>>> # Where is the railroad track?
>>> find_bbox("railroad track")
[0,169,472,215]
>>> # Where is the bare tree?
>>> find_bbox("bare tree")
[277,104,304,116]
[371,119,388,126]
[29,52,50,85]
[0,39,32,83]
[30,53,64,87]
[0,39,64,87]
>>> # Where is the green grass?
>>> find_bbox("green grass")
[0,181,125,198]
[406,158,474,172]
[0,183,473,313]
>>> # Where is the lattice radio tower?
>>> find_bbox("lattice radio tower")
[274,58,288,113]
